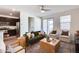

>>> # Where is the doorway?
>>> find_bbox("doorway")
[28,17,34,32]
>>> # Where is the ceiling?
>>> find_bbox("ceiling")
[0,6,20,19]
[0,5,79,18]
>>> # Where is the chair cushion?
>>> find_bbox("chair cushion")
[51,30,57,34]
[61,31,69,36]
[75,30,79,36]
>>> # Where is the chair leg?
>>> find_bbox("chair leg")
[25,48,27,53]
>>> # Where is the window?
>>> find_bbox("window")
[60,15,71,31]
[43,19,48,34]
[43,19,53,34]
[48,19,53,34]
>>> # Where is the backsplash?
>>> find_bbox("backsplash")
[0,22,9,26]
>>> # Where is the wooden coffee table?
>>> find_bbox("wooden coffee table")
[40,38,60,53]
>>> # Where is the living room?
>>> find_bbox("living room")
[0,5,79,53]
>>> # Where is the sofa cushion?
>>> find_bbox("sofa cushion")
[33,31,41,36]
[27,33,32,39]
[28,35,44,45]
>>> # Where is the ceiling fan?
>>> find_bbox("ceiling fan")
[40,5,50,13]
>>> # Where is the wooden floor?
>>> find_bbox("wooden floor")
[4,36,75,53]
[4,36,17,46]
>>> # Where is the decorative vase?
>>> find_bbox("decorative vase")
[46,36,51,42]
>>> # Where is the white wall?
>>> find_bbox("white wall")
[53,16,60,31]
[20,11,41,36]
[20,12,28,36]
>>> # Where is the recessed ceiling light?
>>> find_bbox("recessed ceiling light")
[10,13,13,16]
[12,8,16,11]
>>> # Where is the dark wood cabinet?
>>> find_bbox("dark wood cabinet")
[75,37,79,53]
[9,22,16,26]
[8,29,17,36]
[75,31,79,53]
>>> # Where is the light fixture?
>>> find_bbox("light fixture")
[40,5,50,13]
[12,8,16,11]
[41,10,45,13]
[40,5,45,13]
[9,13,13,16]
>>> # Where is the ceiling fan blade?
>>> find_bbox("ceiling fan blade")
[40,5,44,10]
[40,5,51,12]
[44,9,50,11]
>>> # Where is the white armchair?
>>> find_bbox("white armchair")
[59,31,70,43]
[49,30,57,39]
[49,34,57,39]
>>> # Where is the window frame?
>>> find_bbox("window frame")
[60,15,71,31]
